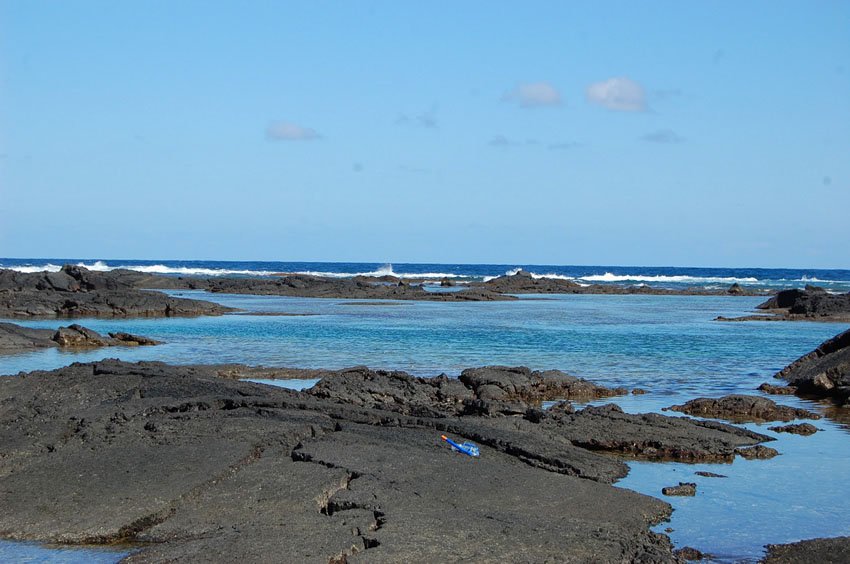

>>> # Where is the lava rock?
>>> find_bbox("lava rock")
[774,328,850,405]
[662,482,696,496]
[668,395,820,423]
[735,445,780,460]
[768,423,819,436]
[761,536,850,563]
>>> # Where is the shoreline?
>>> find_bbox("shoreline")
[2,354,847,562]
[0,360,788,562]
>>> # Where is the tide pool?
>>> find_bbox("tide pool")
[1,291,848,562]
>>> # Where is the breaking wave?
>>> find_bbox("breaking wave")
[2,261,469,281]
[579,272,760,285]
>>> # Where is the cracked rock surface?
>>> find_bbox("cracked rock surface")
[1,360,776,562]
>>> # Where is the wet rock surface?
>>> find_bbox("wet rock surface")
[662,482,697,496]
[761,536,850,563]
[774,328,850,405]
[0,360,778,561]
[0,322,161,355]
[758,382,797,395]
[0,266,233,318]
[734,445,779,460]
[768,423,818,435]
[668,395,820,423]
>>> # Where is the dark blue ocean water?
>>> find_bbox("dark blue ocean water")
[1,271,849,562]
[2,257,850,291]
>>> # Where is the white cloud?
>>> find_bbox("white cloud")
[489,134,515,147]
[503,82,562,108]
[266,121,321,141]
[585,77,647,112]
[642,129,685,144]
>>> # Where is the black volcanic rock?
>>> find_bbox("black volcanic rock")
[458,366,628,402]
[662,482,696,496]
[756,288,850,320]
[0,322,160,354]
[0,360,696,562]
[761,536,850,563]
[768,423,818,436]
[775,328,850,405]
[478,270,584,294]
[0,266,233,318]
[668,395,820,423]
[0,360,779,561]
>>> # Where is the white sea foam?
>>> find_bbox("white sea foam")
[579,272,760,284]
[292,264,466,281]
[4,261,471,280]
[5,263,63,273]
[483,268,576,283]
[2,261,276,277]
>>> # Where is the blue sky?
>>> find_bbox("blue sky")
[1,1,848,267]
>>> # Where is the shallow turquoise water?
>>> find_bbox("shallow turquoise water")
[1,291,848,562]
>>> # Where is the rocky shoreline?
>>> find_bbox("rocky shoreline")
[761,328,850,406]
[0,360,789,562]
[0,266,778,320]
[716,286,850,323]
[0,322,160,354]
[0,266,233,318]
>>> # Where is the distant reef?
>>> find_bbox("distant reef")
[5,266,773,307]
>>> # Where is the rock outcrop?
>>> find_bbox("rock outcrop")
[0,266,234,318]
[667,395,820,423]
[774,328,850,405]
[768,423,818,436]
[761,536,850,563]
[662,482,696,496]
[0,322,161,354]
[0,360,779,561]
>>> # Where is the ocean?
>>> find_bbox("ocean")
[1,259,849,562]
[3,258,850,292]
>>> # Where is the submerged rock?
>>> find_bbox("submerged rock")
[758,382,797,395]
[675,546,710,560]
[768,423,819,436]
[668,395,820,423]
[735,445,779,460]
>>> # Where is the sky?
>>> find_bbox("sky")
[1,1,848,268]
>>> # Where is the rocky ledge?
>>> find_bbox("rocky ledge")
[667,395,820,423]
[0,361,777,562]
[0,266,234,318]
[0,322,160,354]
[716,286,850,322]
[772,328,850,406]
[761,536,850,563]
